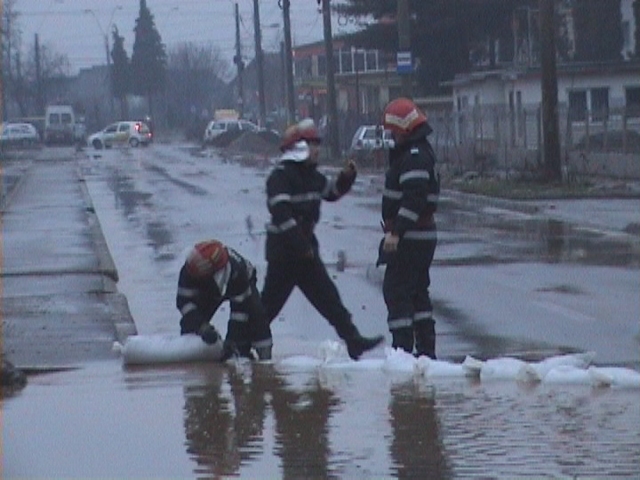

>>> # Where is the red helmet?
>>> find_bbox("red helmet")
[186,240,229,277]
[382,98,427,137]
[280,118,321,152]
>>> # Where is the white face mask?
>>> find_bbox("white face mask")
[213,262,231,296]
[280,141,310,162]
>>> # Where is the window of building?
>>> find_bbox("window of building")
[365,51,378,71]
[590,87,609,122]
[353,50,365,73]
[318,55,326,76]
[568,90,587,122]
[295,57,313,79]
[340,49,352,74]
[626,86,640,118]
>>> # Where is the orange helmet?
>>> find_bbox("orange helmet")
[382,98,427,137]
[186,240,229,277]
[280,118,322,152]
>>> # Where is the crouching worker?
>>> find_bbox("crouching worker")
[177,239,273,361]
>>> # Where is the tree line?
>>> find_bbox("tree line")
[1,0,230,127]
[3,0,639,123]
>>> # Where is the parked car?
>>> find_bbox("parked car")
[88,121,153,149]
[203,119,260,144]
[349,125,394,158]
[0,122,40,148]
[44,104,75,145]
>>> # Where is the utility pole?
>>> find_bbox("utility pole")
[322,0,340,157]
[397,0,412,98]
[234,3,245,117]
[35,34,44,113]
[253,0,267,127]
[282,0,296,124]
[539,0,562,182]
[2,8,10,121]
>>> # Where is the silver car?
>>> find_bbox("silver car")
[203,119,260,144]
[349,125,394,154]
[0,122,40,148]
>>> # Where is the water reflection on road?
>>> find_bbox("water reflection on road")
[4,360,639,478]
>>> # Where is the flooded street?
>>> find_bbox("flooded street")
[4,359,639,478]
[3,145,639,478]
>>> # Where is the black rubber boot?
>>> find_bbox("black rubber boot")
[346,333,385,360]
[414,319,436,360]
[391,328,414,354]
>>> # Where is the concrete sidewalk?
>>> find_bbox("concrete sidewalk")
[1,155,136,372]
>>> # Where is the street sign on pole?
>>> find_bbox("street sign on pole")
[396,51,413,75]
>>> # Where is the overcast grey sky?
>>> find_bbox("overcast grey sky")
[15,0,357,75]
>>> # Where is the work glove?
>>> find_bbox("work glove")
[383,232,399,253]
[342,159,357,178]
[336,160,357,193]
[198,324,221,345]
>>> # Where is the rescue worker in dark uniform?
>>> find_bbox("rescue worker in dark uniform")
[177,239,273,361]
[380,98,440,359]
[261,118,384,360]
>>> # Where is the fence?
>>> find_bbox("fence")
[426,105,640,181]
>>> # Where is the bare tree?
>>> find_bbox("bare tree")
[165,41,231,133]
[2,0,21,119]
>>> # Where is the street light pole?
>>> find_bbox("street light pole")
[84,6,122,117]
[253,0,267,128]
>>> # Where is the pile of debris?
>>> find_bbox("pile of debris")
[205,130,282,167]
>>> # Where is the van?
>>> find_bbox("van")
[44,105,75,145]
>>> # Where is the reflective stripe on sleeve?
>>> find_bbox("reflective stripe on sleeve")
[266,218,297,233]
[230,311,249,322]
[268,193,292,207]
[231,287,251,303]
[177,287,198,298]
[383,188,402,200]
[398,207,419,222]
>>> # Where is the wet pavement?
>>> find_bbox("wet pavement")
[2,145,639,478]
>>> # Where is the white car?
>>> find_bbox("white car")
[203,119,260,144]
[349,125,394,152]
[0,122,40,148]
[88,121,152,149]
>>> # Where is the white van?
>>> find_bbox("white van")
[44,105,75,145]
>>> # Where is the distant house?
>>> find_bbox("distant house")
[450,61,640,149]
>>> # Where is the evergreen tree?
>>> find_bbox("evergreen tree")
[131,0,167,116]
[111,26,130,120]
[334,0,535,95]
[573,0,623,62]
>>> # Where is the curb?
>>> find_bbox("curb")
[442,188,541,215]
[76,168,119,283]
[75,165,138,344]
[0,163,30,212]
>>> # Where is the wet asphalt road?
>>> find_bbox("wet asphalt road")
[2,144,639,479]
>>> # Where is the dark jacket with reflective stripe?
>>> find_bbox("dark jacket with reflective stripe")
[265,159,355,262]
[176,248,255,331]
[382,123,439,239]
